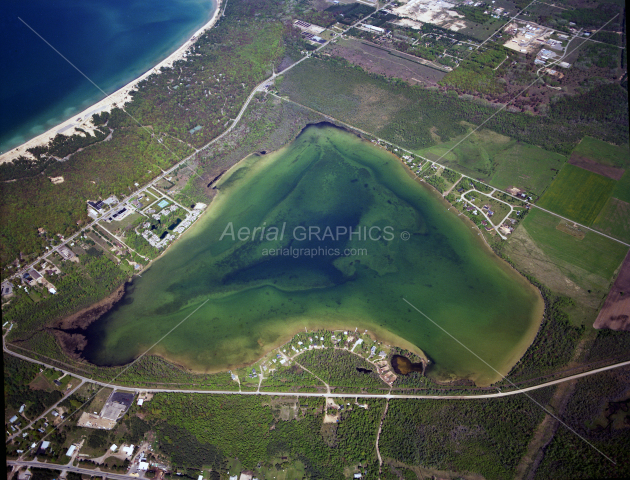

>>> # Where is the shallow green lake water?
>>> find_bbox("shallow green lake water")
[84,124,542,385]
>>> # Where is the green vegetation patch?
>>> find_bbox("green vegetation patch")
[298,348,388,391]
[611,169,630,203]
[537,164,616,226]
[490,143,567,196]
[419,127,512,180]
[518,208,626,282]
[419,125,565,195]
[4,354,63,419]
[147,393,383,477]
[592,197,630,244]
[535,367,630,479]
[379,395,547,480]
[572,136,630,169]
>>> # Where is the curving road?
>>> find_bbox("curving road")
[4,328,630,401]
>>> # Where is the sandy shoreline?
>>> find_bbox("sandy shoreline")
[0,0,222,165]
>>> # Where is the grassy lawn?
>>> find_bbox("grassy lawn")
[592,197,630,244]
[537,164,616,226]
[419,127,566,196]
[29,373,55,392]
[572,136,630,168]
[258,458,307,480]
[464,193,511,226]
[110,212,143,232]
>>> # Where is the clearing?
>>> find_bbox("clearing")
[502,208,628,324]
[537,164,616,226]
[571,136,630,169]
[326,38,448,85]
[592,197,630,244]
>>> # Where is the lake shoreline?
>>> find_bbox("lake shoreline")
[53,124,544,387]
[1,0,222,165]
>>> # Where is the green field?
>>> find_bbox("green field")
[490,143,567,196]
[611,169,630,203]
[418,127,510,180]
[502,208,628,326]
[537,164,616,226]
[521,209,626,281]
[418,126,566,195]
[592,197,630,244]
[572,136,630,168]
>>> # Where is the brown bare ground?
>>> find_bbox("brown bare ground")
[594,251,630,331]
[569,153,625,180]
[556,220,585,239]
[327,38,447,86]
[29,374,55,391]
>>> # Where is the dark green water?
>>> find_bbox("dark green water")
[83,124,542,385]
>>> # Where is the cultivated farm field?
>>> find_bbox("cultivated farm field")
[537,164,616,226]
[592,197,630,244]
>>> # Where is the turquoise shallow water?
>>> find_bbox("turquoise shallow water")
[82,124,542,385]
[0,0,216,153]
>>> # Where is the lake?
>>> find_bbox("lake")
[81,124,543,386]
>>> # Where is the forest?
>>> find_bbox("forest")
[297,348,388,392]
[379,395,549,480]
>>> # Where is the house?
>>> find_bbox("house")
[137,399,144,406]
[110,444,118,452]
[49,287,57,294]
[39,441,50,452]
[122,445,135,456]
[66,445,77,457]
[9,415,18,423]
[138,462,149,471]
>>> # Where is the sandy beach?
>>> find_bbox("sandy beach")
[0,0,222,165]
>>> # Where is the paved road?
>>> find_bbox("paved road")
[7,460,138,480]
[4,329,630,400]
